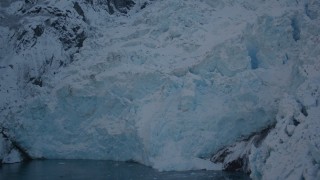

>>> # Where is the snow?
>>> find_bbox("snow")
[0,0,320,178]
[249,95,320,180]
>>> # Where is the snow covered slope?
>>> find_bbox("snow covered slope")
[0,0,319,178]
[249,94,320,180]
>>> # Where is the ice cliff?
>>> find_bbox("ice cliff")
[0,0,319,179]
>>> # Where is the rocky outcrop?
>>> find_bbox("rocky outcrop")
[211,125,274,173]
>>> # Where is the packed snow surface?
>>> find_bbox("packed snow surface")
[0,0,319,178]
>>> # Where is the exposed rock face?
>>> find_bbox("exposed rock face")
[0,0,140,165]
[107,0,136,14]
[211,125,274,173]
[2,0,139,56]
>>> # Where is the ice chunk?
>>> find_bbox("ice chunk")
[2,149,23,164]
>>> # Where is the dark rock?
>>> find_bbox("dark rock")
[293,118,300,126]
[300,106,308,117]
[104,0,136,14]
[50,17,86,50]
[141,2,148,9]
[25,0,37,4]
[73,2,86,21]
[29,77,42,87]
[224,157,245,171]
[33,25,44,37]
[75,31,86,48]
[211,125,275,173]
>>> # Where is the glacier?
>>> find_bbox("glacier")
[0,0,320,179]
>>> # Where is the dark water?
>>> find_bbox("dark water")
[0,160,250,180]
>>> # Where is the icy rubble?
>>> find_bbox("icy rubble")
[0,0,320,179]
[250,95,320,180]
[211,92,320,180]
[0,132,26,164]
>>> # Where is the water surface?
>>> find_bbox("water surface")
[0,160,250,180]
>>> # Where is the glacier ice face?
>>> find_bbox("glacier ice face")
[0,0,320,175]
